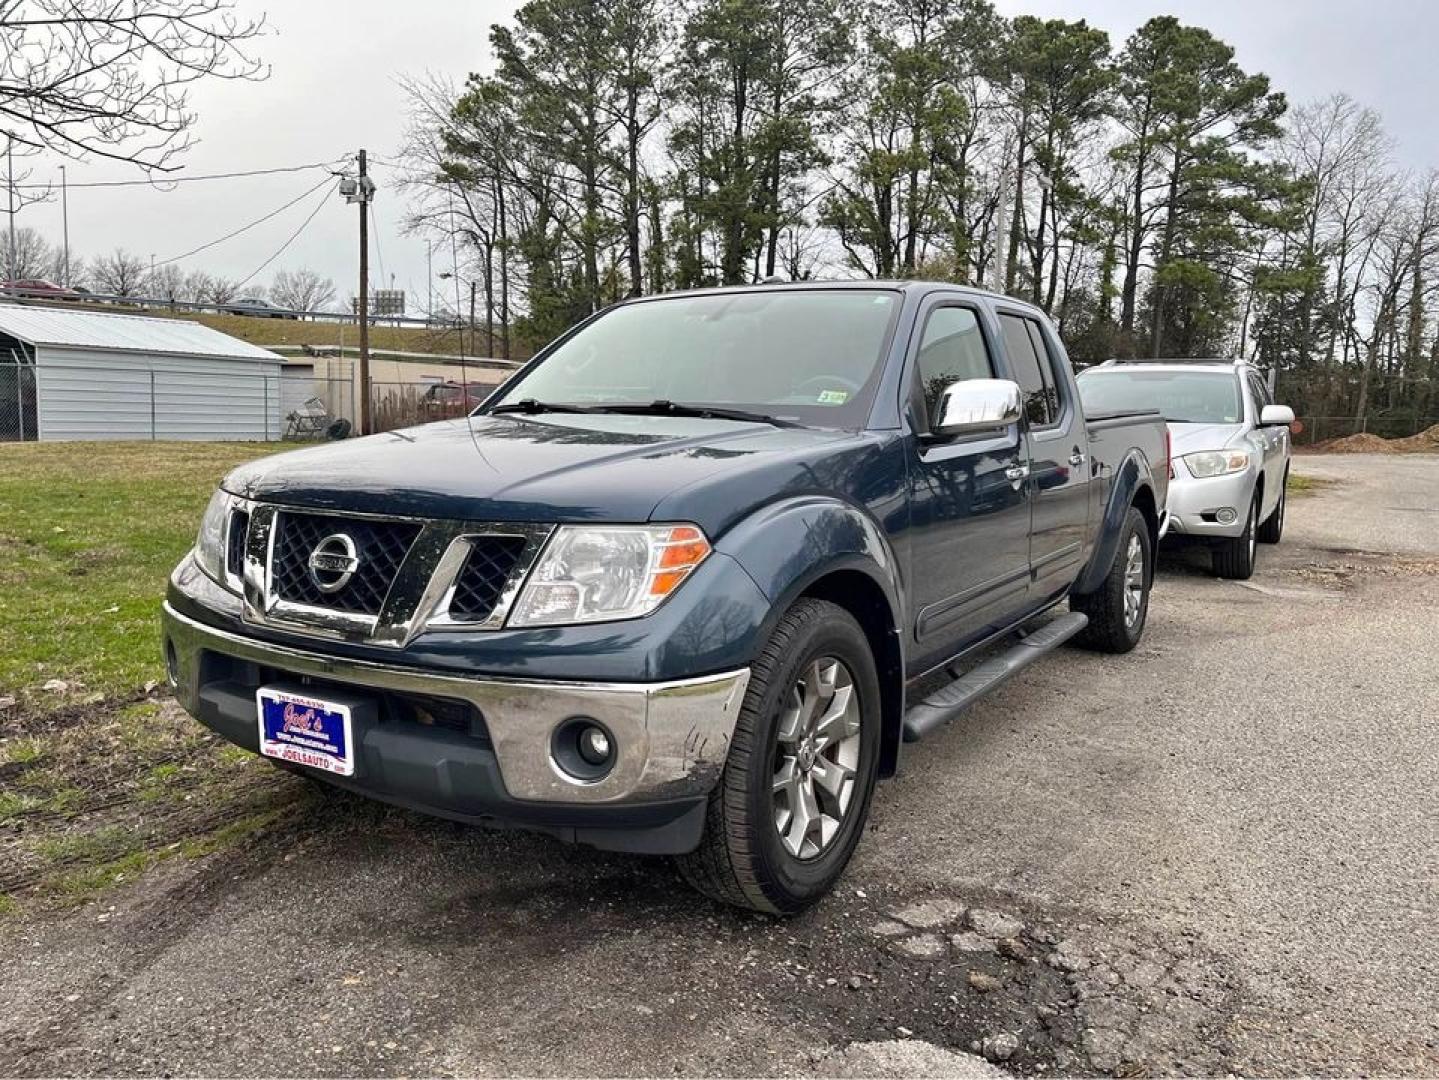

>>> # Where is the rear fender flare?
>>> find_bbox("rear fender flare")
[1074,450,1157,596]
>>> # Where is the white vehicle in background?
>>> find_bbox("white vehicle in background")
[1077,359,1294,580]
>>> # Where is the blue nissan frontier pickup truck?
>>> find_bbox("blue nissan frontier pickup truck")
[162,281,1169,913]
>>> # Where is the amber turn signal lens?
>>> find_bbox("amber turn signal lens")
[649,526,711,595]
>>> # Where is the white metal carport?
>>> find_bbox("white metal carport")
[0,305,284,441]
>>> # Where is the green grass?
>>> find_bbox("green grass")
[0,441,287,709]
[1287,473,1334,497]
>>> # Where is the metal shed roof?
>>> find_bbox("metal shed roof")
[0,304,281,363]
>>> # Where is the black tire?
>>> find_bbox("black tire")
[1257,472,1286,544]
[1069,506,1152,654]
[1213,492,1260,579]
[675,598,882,914]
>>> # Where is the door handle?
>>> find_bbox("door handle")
[1004,464,1030,482]
[1068,450,1086,467]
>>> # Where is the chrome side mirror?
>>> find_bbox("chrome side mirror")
[1259,404,1295,427]
[932,378,1023,437]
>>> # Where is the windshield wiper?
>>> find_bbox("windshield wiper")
[490,398,599,416]
[590,400,802,429]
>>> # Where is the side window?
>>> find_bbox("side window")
[914,306,993,429]
[998,313,1057,428]
[1025,319,1066,423]
[1247,372,1271,414]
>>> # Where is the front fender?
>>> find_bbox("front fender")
[716,495,905,629]
[1074,449,1157,596]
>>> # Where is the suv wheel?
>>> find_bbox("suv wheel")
[676,598,881,914]
[1213,492,1260,579]
[1070,505,1152,654]
[1257,472,1286,544]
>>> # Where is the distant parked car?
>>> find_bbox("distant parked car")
[1,279,79,297]
[223,297,296,319]
[1078,358,1293,580]
[419,380,487,414]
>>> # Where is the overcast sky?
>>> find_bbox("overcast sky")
[15,0,1438,312]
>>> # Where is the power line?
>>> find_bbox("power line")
[234,180,337,290]
[370,201,387,287]
[153,175,335,268]
[12,160,345,191]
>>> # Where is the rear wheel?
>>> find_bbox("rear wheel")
[1070,506,1152,654]
[1213,492,1260,579]
[1257,472,1286,544]
[676,598,881,914]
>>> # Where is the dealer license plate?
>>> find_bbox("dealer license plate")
[256,686,355,776]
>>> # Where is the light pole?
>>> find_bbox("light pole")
[439,270,469,393]
[59,164,69,287]
[5,137,14,282]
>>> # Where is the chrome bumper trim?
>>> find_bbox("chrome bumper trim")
[161,603,749,805]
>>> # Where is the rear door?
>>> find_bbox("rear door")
[995,308,1091,603]
[904,298,1032,670]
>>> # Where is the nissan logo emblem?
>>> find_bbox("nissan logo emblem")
[306,533,359,594]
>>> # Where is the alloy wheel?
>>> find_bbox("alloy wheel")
[1122,533,1145,629]
[772,656,862,860]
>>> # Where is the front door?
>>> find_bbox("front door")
[995,308,1091,602]
[905,300,1032,673]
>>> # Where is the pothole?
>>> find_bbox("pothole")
[768,890,1243,1076]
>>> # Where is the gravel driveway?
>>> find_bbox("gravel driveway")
[1,454,1436,1077]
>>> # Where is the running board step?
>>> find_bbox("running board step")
[902,612,1089,742]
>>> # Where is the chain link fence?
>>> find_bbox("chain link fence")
[1292,414,1439,447]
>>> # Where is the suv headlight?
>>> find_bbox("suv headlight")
[509,524,711,627]
[1183,450,1251,478]
[193,488,232,584]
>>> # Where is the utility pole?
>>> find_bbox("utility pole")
[341,149,376,435]
[59,165,69,287]
[426,239,433,323]
[469,280,476,359]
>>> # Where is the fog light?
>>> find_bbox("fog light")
[1216,507,1238,525]
[578,725,611,766]
[551,717,617,783]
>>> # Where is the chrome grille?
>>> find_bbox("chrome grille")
[448,535,529,622]
[270,511,420,615]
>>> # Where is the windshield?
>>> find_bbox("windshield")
[1078,369,1242,424]
[492,290,901,427]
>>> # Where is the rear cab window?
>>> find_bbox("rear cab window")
[997,312,1063,429]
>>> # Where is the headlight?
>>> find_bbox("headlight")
[1183,450,1251,478]
[193,489,231,584]
[509,524,711,626]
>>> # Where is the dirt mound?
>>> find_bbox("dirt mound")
[1389,423,1439,452]
[1312,432,1399,454]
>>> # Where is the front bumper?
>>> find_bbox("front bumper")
[161,602,749,853]
[1162,469,1257,540]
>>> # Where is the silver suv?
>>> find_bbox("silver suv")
[1077,359,1293,580]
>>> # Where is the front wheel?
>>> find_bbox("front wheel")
[676,598,881,914]
[1213,492,1260,579]
[1257,472,1286,544]
[1070,505,1152,654]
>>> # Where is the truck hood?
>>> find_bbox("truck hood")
[224,413,877,533]
[1168,422,1247,457]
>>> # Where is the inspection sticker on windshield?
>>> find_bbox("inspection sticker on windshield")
[817,389,850,405]
[256,687,354,776]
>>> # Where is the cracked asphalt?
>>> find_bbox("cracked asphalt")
[1,452,1436,1076]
